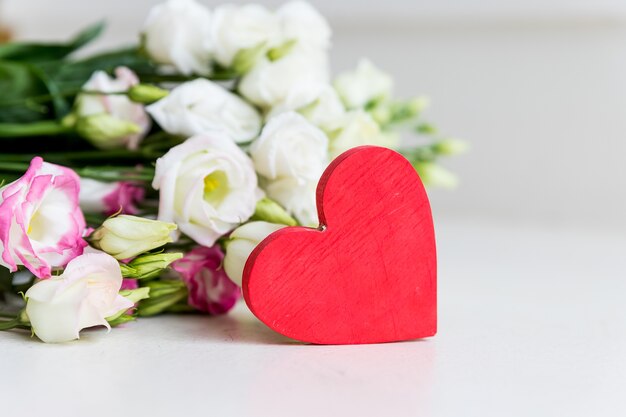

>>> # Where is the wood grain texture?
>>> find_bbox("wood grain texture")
[242,146,437,345]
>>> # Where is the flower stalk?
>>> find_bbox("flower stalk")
[0,121,71,137]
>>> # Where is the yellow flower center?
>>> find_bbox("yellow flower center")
[204,175,220,193]
[202,171,229,205]
[27,209,41,235]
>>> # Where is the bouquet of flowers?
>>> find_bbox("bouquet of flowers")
[0,0,465,343]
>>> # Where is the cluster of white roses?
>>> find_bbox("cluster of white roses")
[138,0,410,231]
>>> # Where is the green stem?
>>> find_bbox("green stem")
[76,166,155,182]
[137,69,238,83]
[0,88,129,109]
[0,89,82,108]
[0,318,20,331]
[81,90,127,96]
[141,130,171,145]
[0,161,155,182]
[0,149,159,163]
[136,74,199,83]
[0,121,72,138]
[0,161,32,172]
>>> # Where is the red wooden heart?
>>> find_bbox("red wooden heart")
[242,146,437,344]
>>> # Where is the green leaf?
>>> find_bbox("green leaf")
[68,21,107,51]
[0,61,50,123]
[41,47,154,97]
[25,64,70,118]
[0,21,105,62]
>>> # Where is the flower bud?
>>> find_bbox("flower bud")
[61,113,78,128]
[408,96,430,114]
[121,252,183,279]
[413,161,458,188]
[267,39,297,62]
[334,59,392,109]
[370,103,392,125]
[232,41,268,75]
[171,246,240,315]
[127,84,169,104]
[90,215,177,260]
[105,287,151,325]
[432,138,469,156]
[76,113,141,149]
[136,280,187,317]
[120,287,151,304]
[252,197,297,226]
[388,97,429,124]
[223,221,286,286]
[416,123,437,135]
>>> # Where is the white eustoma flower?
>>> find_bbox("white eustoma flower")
[264,177,319,227]
[223,221,286,286]
[142,0,213,75]
[76,67,150,150]
[152,133,262,246]
[250,112,329,182]
[276,0,331,50]
[334,59,393,109]
[267,83,345,131]
[238,46,329,108]
[211,3,280,68]
[250,112,327,226]
[329,110,397,158]
[25,253,133,343]
[147,79,262,143]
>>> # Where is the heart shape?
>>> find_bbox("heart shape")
[243,146,437,344]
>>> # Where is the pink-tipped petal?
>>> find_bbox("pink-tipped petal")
[172,246,241,315]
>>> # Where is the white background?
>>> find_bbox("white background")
[2,218,625,416]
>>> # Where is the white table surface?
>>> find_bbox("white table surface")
[1,216,625,417]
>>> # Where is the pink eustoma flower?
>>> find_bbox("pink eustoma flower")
[0,157,87,278]
[121,278,139,291]
[80,178,145,216]
[103,182,145,216]
[172,246,240,315]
